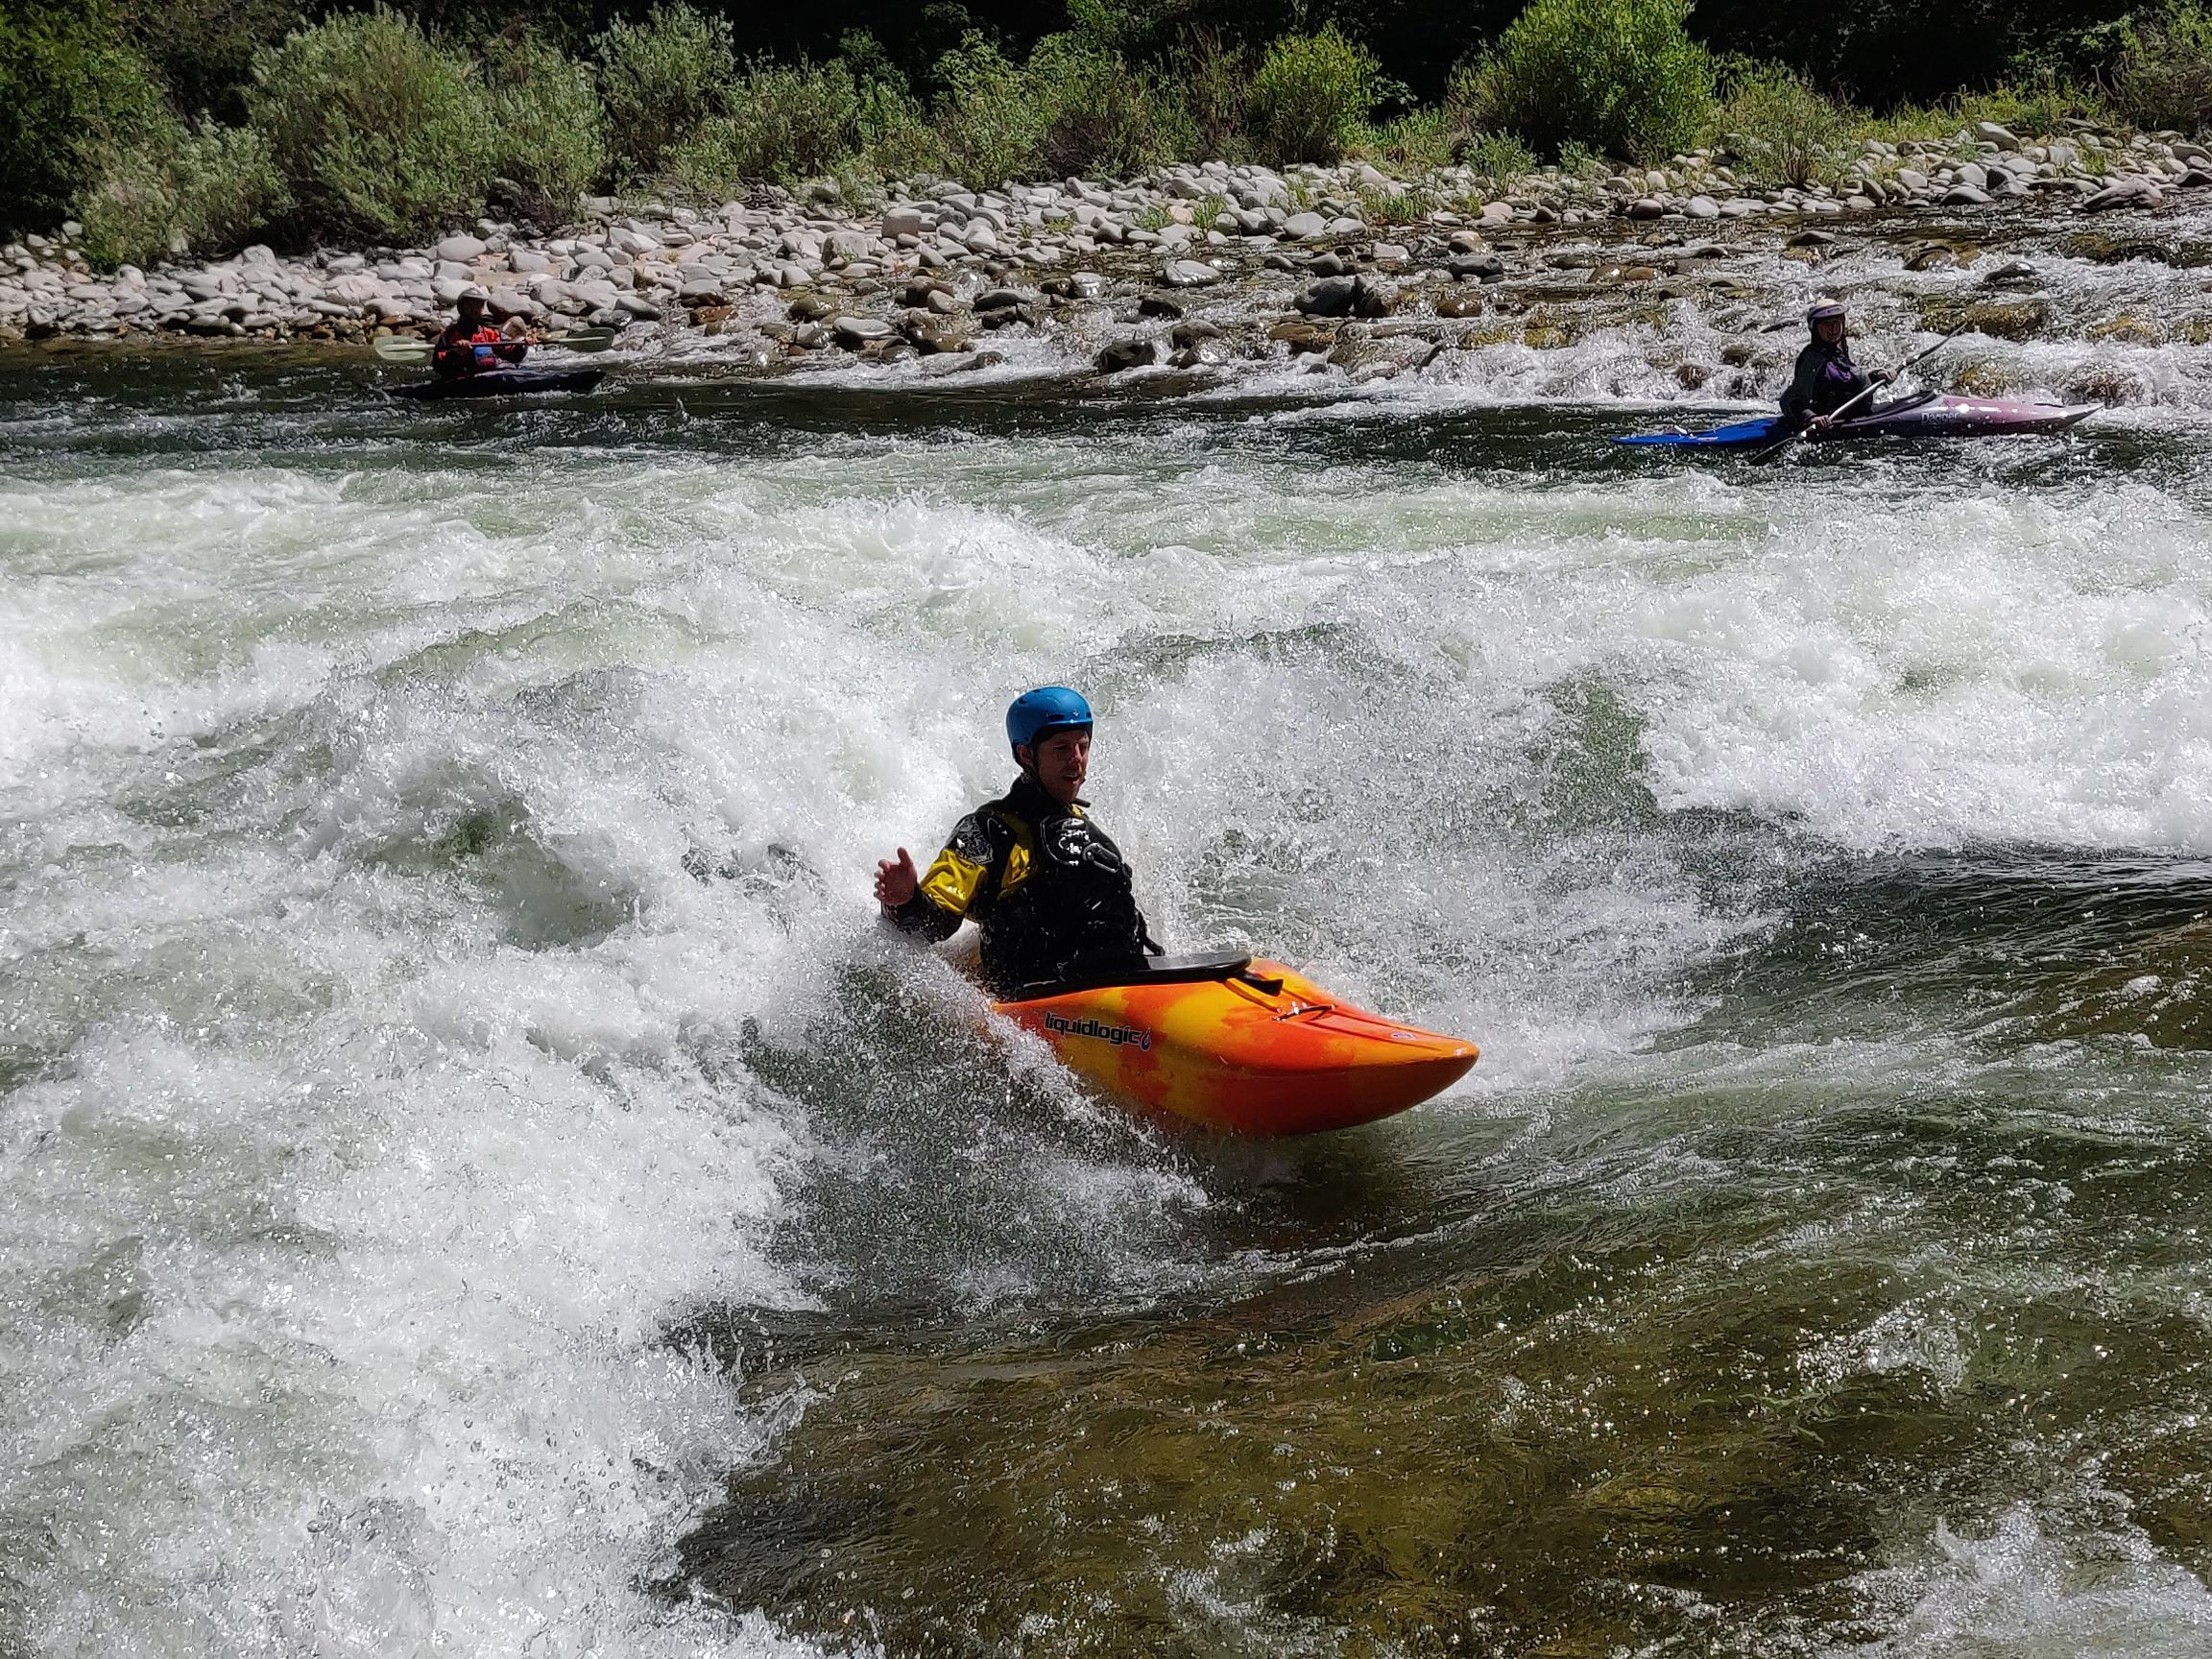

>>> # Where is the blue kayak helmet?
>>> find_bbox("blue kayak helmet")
[1006,685,1094,758]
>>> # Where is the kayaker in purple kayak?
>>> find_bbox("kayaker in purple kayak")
[1781,303,1895,432]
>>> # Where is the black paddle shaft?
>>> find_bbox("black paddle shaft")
[1747,324,1971,466]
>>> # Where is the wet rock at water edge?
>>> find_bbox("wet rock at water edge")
[1042,271,1105,301]
[832,316,893,346]
[1448,252,1507,281]
[2085,178,2164,211]
[1295,276,1358,318]
[1268,318,1335,355]
[1095,337,1158,373]
[1351,276,1400,318]
[1162,259,1223,288]
[903,318,974,353]
[1916,295,2053,341]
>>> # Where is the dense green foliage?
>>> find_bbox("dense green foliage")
[123,0,301,122]
[484,32,610,226]
[661,58,867,194]
[2,1,170,228]
[246,7,495,243]
[8,0,2205,253]
[1474,0,1716,162]
[593,2,735,180]
[2112,5,2212,132]
[1717,62,1856,188]
[77,112,288,267]
[1245,26,1378,163]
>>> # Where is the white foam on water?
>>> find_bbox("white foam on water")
[1830,1503,2212,1659]
[8,369,2212,1653]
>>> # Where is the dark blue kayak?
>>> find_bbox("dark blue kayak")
[395,369,604,401]
[1615,391,2096,450]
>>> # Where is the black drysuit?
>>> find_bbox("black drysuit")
[888,774,1159,998]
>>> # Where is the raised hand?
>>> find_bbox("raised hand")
[875,847,919,908]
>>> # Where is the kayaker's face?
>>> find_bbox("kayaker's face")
[1815,315,1846,346]
[458,301,488,325]
[1022,730,1091,805]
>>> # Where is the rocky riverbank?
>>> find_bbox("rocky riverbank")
[7,122,2212,392]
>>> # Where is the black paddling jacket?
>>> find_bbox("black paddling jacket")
[1781,340,1875,424]
[890,774,1159,998]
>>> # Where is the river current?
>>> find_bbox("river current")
[6,337,2212,1657]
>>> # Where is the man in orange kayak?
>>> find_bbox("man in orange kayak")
[432,286,532,380]
[875,686,1161,997]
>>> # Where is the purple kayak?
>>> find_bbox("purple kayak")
[1616,390,2097,450]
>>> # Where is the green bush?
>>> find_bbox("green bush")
[77,111,287,267]
[1363,106,1464,171]
[661,58,863,192]
[1,2,171,232]
[247,7,493,242]
[1958,68,2108,137]
[126,0,303,124]
[485,32,607,226]
[1556,136,1607,178]
[2111,5,2212,132]
[1246,26,1378,164]
[1167,28,1248,160]
[1716,62,1855,187]
[594,0,735,181]
[929,33,1048,188]
[1475,0,1716,163]
[1466,128,1538,187]
[825,29,942,180]
[1027,31,1196,178]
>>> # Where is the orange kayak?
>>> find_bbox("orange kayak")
[993,954,1478,1136]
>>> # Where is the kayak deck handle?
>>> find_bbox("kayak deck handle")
[1236,968,1286,996]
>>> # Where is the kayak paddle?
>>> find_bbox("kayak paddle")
[1747,323,1970,466]
[372,326,619,363]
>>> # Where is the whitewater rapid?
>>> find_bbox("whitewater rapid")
[5,355,2212,1655]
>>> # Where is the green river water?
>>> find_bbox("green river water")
[4,346,2212,1658]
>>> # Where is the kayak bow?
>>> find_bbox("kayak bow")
[994,952,1479,1136]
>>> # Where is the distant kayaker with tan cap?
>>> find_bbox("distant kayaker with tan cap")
[1781,302,1895,431]
[432,287,532,381]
